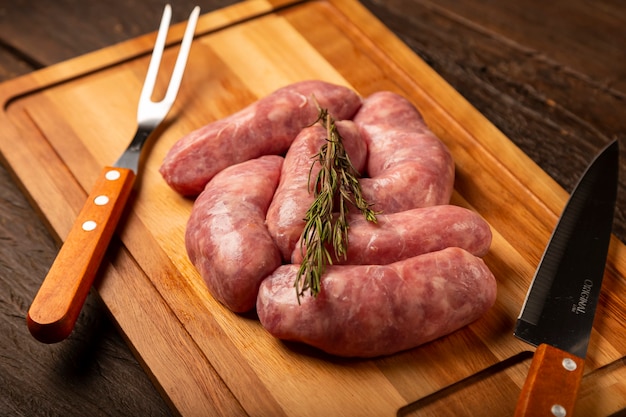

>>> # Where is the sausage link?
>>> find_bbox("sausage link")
[160,80,362,196]
[291,205,492,264]
[354,91,454,212]
[257,247,497,357]
[186,155,283,313]
[266,120,367,260]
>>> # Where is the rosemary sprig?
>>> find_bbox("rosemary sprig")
[295,107,377,302]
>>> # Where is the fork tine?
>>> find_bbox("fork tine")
[137,4,200,124]
[163,6,200,106]
[138,4,172,116]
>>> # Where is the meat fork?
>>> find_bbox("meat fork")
[27,4,200,343]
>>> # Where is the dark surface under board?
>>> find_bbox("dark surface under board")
[0,0,624,416]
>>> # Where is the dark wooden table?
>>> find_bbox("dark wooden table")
[1,1,624,415]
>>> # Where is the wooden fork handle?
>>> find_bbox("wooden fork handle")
[27,166,135,343]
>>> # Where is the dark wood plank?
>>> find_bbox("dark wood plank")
[0,1,236,416]
[0,0,236,67]
[0,165,173,416]
[421,0,626,93]
[0,48,36,80]
[361,0,626,241]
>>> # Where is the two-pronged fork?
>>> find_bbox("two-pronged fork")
[27,4,200,343]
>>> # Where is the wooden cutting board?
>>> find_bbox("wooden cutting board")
[1,0,626,415]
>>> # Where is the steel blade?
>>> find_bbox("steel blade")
[514,140,619,358]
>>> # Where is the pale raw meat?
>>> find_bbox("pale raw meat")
[266,120,367,261]
[257,247,497,358]
[175,83,497,357]
[291,205,492,264]
[185,155,283,313]
[160,80,362,196]
[354,91,455,212]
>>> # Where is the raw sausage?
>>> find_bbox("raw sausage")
[186,155,283,313]
[160,80,362,196]
[267,120,367,260]
[354,91,454,212]
[291,205,492,264]
[257,247,497,357]
[174,83,497,357]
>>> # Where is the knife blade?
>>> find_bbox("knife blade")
[513,139,619,416]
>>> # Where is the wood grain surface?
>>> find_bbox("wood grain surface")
[0,1,624,416]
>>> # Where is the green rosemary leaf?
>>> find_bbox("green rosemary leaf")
[294,105,377,303]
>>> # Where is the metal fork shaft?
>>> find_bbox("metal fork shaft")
[114,126,153,171]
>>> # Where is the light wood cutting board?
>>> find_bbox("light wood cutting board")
[1,1,626,416]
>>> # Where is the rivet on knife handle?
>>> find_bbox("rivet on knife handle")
[514,344,585,417]
[27,167,135,343]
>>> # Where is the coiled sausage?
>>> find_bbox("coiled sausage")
[186,155,283,313]
[266,120,367,260]
[257,247,497,357]
[291,205,492,265]
[160,80,362,196]
[354,91,454,212]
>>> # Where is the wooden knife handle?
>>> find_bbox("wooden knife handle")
[27,166,135,343]
[514,344,585,417]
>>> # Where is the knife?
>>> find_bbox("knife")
[513,139,619,416]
